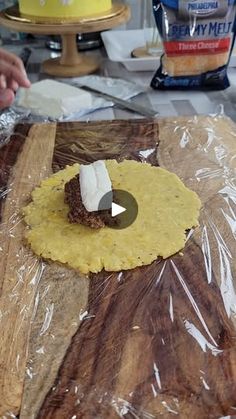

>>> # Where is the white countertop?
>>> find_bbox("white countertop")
[4,38,236,122]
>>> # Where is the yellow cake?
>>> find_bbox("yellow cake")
[19,0,113,19]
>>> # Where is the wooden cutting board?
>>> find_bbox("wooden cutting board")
[0,117,236,419]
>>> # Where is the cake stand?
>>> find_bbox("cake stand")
[0,3,130,77]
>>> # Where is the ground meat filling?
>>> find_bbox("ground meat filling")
[64,174,114,229]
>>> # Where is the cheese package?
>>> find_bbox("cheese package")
[18,79,92,119]
[151,0,236,90]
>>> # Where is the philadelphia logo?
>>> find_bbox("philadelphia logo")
[187,1,218,16]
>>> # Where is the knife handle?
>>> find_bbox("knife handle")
[19,47,32,70]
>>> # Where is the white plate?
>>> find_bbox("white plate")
[101,29,161,72]
[102,29,236,72]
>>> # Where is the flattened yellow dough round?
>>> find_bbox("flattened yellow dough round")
[23,160,201,274]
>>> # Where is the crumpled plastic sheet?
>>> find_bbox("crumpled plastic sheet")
[1,111,236,419]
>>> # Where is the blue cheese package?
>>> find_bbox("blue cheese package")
[151,0,236,89]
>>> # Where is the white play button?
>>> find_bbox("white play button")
[112,202,126,217]
[99,190,138,229]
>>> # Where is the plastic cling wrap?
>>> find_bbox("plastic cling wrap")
[0,115,236,418]
[151,0,236,90]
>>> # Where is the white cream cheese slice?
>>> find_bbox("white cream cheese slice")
[79,160,112,212]
[17,79,92,119]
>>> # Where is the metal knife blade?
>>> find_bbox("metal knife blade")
[73,83,158,118]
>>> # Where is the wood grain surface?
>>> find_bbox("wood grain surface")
[53,119,158,170]
[1,117,236,418]
[35,117,236,419]
[37,254,236,419]
[20,264,89,419]
[20,119,159,419]
[0,123,56,416]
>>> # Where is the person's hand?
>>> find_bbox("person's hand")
[0,48,31,109]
